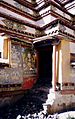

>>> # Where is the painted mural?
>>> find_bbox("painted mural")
[22,47,37,76]
[0,41,37,85]
[11,42,37,76]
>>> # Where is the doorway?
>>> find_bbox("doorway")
[37,45,53,86]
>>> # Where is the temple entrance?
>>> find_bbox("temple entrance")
[37,45,53,86]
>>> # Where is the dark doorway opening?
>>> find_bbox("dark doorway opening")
[37,45,53,86]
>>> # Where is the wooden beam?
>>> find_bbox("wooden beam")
[14,0,37,12]
[63,0,74,6]
[0,12,41,30]
[0,1,36,21]
[54,0,63,6]
[0,24,34,41]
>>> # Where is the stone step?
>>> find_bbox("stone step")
[32,87,50,94]
[36,87,50,93]
[37,97,47,102]
[0,79,51,118]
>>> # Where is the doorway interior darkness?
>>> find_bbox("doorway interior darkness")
[37,45,53,86]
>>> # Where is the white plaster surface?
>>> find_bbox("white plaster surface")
[58,111,75,119]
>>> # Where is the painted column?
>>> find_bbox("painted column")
[36,51,39,79]
[52,45,56,90]
[56,43,62,90]
[46,40,75,114]
[56,47,59,83]
[61,40,70,91]
[8,38,11,67]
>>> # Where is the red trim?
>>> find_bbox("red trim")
[61,90,75,95]
[22,76,37,90]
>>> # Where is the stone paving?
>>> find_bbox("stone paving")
[16,111,75,119]
[0,82,50,119]
[16,112,59,119]
[0,82,75,119]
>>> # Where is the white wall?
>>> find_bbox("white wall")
[36,14,56,27]
[70,42,75,53]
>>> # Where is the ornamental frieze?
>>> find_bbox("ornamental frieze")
[2,18,26,31]
[14,1,33,15]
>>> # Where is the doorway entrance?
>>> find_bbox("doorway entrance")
[37,45,53,86]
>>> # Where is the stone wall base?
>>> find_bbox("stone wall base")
[43,88,75,114]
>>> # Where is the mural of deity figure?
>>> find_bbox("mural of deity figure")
[22,47,37,71]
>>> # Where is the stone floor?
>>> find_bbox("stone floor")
[0,82,50,119]
[0,80,75,119]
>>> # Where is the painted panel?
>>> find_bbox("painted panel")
[0,41,37,85]
[0,17,36,34]
[70,42,75,84]
[0,7,35,25]
[0,36,10,64]
[36,2,45,9]
[26,0,32,2]
[3,0,16,6]
[51,5,72,20]
[14,2,33,14]
[70,42,75,53]
[25,26,35,34]
[64,26,75,36]
[0,17,6,25]
[11,44,22,68]
[3,0,33,14]
[0,68,23,84]
[22,47,37,77]
[36,15,56,27]
[39,6,51,15]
